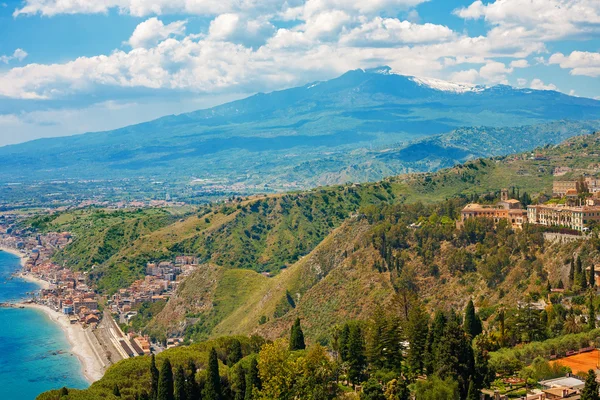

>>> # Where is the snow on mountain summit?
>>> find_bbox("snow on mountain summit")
[409,76,486,93]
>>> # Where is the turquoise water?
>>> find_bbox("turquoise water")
[0,251,89,399]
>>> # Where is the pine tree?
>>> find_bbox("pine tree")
[339,323,351,361]
[589,291,596,331]
[366,306,387,370]
[289,318,306,351]
[244,357,260,400]
[464,299,482,338]
[227,339,243,365]
[174,365,186,400]
[435,316,475,398]
[185,359,200,400]
[424,311,446,375]
[347,324,367,387]
[406,302,429,374]
[151,354,160,400]
[581,369,600,400]
[203,348,222,400]
[158,358,175,400]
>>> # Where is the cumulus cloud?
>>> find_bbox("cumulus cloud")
[455,0,600,41]
[0,48,28,64]
[128,18,186,48]
[510,59,529,68]
[208,14,275,47]
[479,61,513,83]
[530,78,557,91]
[450,69,480,83]
[339,18,455,46]
[549,51,600,77]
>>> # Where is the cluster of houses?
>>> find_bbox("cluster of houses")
[460,177,600,232]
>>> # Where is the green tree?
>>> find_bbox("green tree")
[113,384,121,397]
[466,379,478,400]
[581,369,600,400]
[589,291,596,331]
[244,357,260,400]
[384,378,410,400]
[185,359,200,400]
[158,358,175,400]
[414,376,459,400]
[203,348,222,400]
[347,324,367,387]
[151,354,160,400]
[464,299,482,338]
[361,378,385,400]
[174,365,186,400]
[424,311,446,375]
[406,302,429,374]
[289,318,306,351]
[231,364,246,400]
[227,339,243,365]
[59,387,69,397]
[591,263,596,288]
[570,259,576,284]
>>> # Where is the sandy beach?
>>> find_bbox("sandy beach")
[23,303,106,383]
[14,272,51,290]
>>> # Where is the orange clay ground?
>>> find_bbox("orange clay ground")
[551,350,600,375]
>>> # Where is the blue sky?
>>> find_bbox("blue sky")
[0,0,599,146]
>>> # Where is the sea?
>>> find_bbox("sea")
[0,250,88,399]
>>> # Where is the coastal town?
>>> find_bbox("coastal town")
[0,218,201,381]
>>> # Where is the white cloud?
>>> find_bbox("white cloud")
[339,17,455,46]
[510,59,529,68]
[530,78,557,91]
[128,18,186,48]
[549,51,600,77]
[13,0,428,17]
[479,61,513,83]
[208,14,275,47]
[0,48,28,64]
[455,0,600,41]
[450,69,479,83]
[516,78,527,86]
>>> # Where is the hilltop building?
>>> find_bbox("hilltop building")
[527,204,600,231]
[459,189,527,228]
[553,180,583,197]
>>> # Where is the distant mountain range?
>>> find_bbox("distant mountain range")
[2,66,600,198]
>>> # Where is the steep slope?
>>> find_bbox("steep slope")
[2,68,600,196]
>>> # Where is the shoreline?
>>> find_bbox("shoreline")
[22,303,106,383]
[0,246,26,267]
[14,272,51,290]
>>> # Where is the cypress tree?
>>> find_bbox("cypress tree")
[113,384,121,397]
[589,291,596,331]
[151,354,160,400]
[185,359,200,400]
[59,387,69,396]
[570,259,575,284]
[158,358,175,400]
[582,265,589,289]
[464,299,482,338]
[581,369,600,400]
[203,348,222,400]
[591,263,596,288]
[227,339,243,365]
[435,317,475,398]
[232,365,246,400]
[466,379,478,400]
[244,357,260,400]
[174,365,186,400]
[289,318,306,351]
